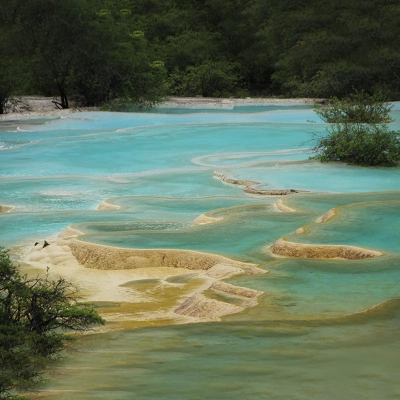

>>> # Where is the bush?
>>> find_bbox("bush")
[0,248,104,399]
[312,92,400,166]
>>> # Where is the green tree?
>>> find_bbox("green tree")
[0,248,104,399]
[2,0,400,103]
[72,3,168,108]
[174,61,239,97]
[10,0,97,109]
[311,92,400,166]
[269,0,400,98]
[4,0,167,109]
[0,0,27,114]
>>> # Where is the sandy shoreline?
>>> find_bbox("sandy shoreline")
[159,96,317,109]
[0,96,317,121]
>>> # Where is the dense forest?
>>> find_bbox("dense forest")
[1,0,400,111]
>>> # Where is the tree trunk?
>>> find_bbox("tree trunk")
[0,91,10,114]
[56,83,69,109]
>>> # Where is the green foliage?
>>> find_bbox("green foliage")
[314,92,393,124]
[312,92,400,166]
[0,3,29,114]
[1,0,400,110]
[0,248,104,399]
[167,61,239,97]
[187,62,239,97]
[268,0,400,97]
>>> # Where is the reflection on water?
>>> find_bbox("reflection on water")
[1,104,399,399]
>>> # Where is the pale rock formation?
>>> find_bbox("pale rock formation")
[213,171,308,196]
[0,205,14,213]
[97,201,121,210]
[68,239,257,271]
[193,213,223,225]
[174,293,243,321]
[269,238,382,260]
[274,199,296,212]
[316,208,337,223]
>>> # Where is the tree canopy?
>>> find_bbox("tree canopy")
[0,248,104,399]
[1,0,400,112]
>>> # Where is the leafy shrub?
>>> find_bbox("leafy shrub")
[312,92,400,166]
[0,248,104,399]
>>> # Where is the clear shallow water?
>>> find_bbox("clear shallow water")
[0,122,318,176]
[230,256,400,320]
[80,211,310,263]
[292,200,400,253]
[1,104,400,399]
[231,162,400,192]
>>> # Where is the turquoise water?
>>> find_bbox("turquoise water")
[292,200,400,253]
[1,104,400,399]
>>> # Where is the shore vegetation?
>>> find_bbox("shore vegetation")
[312,92,400,166]
[0,248,104,399]
[1,0,400,112]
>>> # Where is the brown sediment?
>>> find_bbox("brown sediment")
[97,200,121,210]
[274,199,296,212]
[0,205,14,213]
[269,238,382,260]
[68,239,260,271]
[213,171,308,196]
[193,213,223,225]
